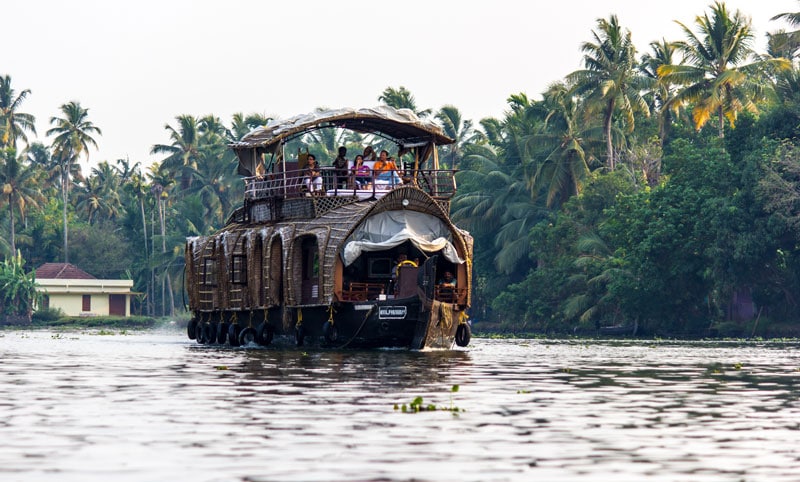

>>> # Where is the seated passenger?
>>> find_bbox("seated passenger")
[351,154,371,189]
[303,154,323,194]
[363,145,377,162]
[374,150,402,186]
[438,271,456,288]
[332,146,349,188]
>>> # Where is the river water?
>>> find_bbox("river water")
[1,329,799,482]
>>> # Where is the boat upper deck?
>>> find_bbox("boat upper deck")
[228,107,459,225]
[243,166,457,202]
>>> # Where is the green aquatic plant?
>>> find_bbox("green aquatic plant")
[394,385,464,414]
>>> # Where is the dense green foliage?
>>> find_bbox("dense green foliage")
[0,251,40,321]
[1,2,799,336]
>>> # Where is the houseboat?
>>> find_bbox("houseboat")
[184,106,473,349]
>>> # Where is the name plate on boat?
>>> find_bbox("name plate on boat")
[378,306,407,319]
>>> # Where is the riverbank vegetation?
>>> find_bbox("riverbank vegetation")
[1,2,800,337]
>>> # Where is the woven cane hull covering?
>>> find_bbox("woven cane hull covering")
[185,186,472,349]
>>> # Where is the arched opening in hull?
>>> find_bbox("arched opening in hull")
[340,210,466,304]
[268,236,283,306]
[297,235,320,305]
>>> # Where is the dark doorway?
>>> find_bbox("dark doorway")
[109,294,126,316]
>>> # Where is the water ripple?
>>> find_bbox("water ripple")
[1,333,799,481]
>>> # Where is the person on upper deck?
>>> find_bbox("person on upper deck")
[332,146,349,188]
[362,145,376,162]
[351,154,371,189]
[303,154,323,194]
[374,150,402,186]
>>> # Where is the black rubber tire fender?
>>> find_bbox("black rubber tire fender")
[256,322,274,346]
[187,318,198,340]
[228,323,242,347]
[196,323,207,344]
[206,322,217,344]
[322,321,338,344]
[216,322,229,345]
[239,327,258,346]
[455,323,471,347]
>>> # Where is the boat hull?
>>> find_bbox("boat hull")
[188,295,462,349]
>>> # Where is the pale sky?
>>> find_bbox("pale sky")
[5,0,798,171]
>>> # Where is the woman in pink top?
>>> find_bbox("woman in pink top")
[351,154,371,189]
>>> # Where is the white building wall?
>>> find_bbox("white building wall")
[47,294,84,316]
[37,278,134,317]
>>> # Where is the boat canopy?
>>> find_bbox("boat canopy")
[232,106,454,177]
[342,210,465,267]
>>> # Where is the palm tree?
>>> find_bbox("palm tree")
[640,39,683,146]
[564,231,632,330]
[454,152,545,275]
[46,101,101,263]
[26,142,61,194]
[568,15,649,171]
[772,2,800,58]
[435,105,483,169]
[660,2,790,138]
[378,86,431,118]
[0,148,42,253]
[452,99,547,276]
[148,164,176,316]
[114,157,140,184]
[528,82,596,208]
[75,161,122,224]
[0,75,36,149]
[229,112,272,141]
[150,115,201,189]
[120,164,152,315]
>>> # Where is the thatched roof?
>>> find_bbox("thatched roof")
[231,106,454,152]
[232,106,455,177]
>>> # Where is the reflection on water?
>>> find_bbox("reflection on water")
[1,331,800,481]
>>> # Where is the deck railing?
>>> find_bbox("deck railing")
[244,167,457,201]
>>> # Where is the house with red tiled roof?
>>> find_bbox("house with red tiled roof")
[35,263,135,317]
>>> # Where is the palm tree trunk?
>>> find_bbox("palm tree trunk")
[604,100,615,170]
[159,198,174,316]
[62,168,69,263]
[718,105,725,138]
[166,271,175,317]
[151,208,156,316]
[139,197,149,315]
[9,198,15,253]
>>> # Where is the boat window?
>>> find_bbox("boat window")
[367,257,392,279]
[203,259,217,286]
[301,237,319,280]
[231,255,247,284]
[309,251,319,279]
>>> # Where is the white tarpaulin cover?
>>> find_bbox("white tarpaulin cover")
[343,210,465,266]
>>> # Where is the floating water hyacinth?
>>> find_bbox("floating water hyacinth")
[394,385,463,414]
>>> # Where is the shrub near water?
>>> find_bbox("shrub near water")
[30,315,159,329]
[0,252,40,324]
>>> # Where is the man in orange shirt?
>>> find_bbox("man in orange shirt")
[374,150,401,186]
